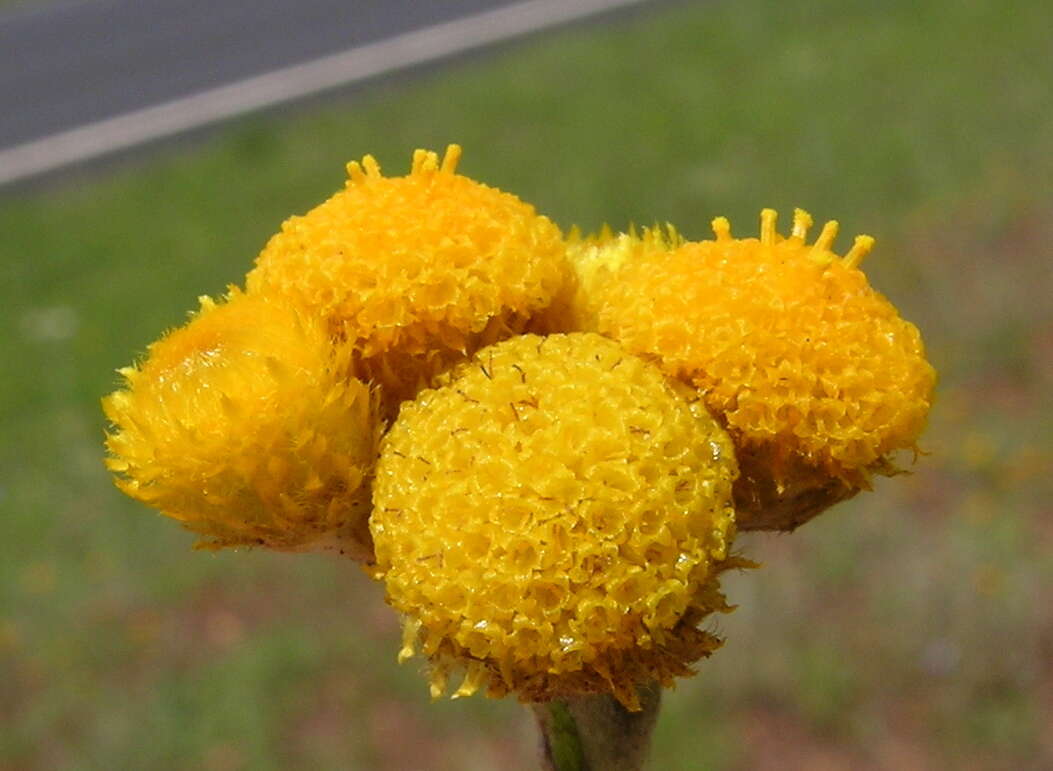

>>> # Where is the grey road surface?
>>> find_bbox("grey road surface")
[0,0,661,185]
[1,0,531,149]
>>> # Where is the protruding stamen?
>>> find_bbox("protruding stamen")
[398,617,421,663]
[792,208,813,240]
[346,160,366,184]
[665,222,682,247]
[411,149,426,172]
[760,208,778,245]
[361,154,382,178]
[411,149,439,174]
[428,664,449,700]
[711,216,732,241]
[812,220,839,254]
[843,234,875,269]
[441,144,462,173]
[451,660,486,699]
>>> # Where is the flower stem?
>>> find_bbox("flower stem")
[532,684,661,771]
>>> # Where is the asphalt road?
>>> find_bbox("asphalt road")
[0,0,661,185]
[0,0,529,149]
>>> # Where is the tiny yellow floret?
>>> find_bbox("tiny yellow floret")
[370,333,741,710]
[246,145,568,408]
[563,209,936,530]
[102,290,381,556]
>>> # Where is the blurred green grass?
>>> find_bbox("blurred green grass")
[2,0,1051,768]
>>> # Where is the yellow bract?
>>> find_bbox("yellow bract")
[370,333,741,710]
[563,209,936,530]
[102,290,381,556]
[246,145,568,407]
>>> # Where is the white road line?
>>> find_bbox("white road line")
[0,0,652,186]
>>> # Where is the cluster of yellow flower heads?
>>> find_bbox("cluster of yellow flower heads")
[103,146,934,710]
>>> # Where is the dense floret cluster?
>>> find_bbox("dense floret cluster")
[246,146,566,407]
[562,209,936,529]
[103,290,380,556]
[371,333,739,709]
[103,147,934,709]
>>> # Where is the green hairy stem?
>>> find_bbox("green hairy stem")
[533,684,661,771]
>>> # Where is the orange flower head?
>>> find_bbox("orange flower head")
[565,209,936,530]
[370,333,742,710]
[103,290,381,557]
[246,145,568,407]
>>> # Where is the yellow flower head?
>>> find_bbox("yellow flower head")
[103,290,381,557]
[246,145,568,407]
[564,209,936,531]
[370,333,740,711]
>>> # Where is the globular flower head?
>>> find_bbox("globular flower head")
[246,145,568,408]
[370,333,741,711]
[563,209,936,530]
[103,290,382,557]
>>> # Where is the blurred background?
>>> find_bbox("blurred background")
[1,0,1050,768]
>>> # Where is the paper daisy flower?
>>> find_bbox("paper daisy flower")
[562,209,936,530]
[370,333,741,711]
[103,290,381,557]
[246,145,568,409]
